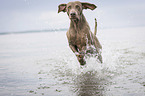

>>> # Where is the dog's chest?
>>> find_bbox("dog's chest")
[69,31,87,45]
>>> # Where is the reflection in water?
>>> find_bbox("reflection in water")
[74,71,105,96]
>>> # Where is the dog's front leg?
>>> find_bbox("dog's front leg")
[76,51,86,65]
[69,44,82,57]
[69,44,86,65]
[76,46,86,65]
[69,44,78,53]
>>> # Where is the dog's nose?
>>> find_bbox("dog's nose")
[70,12,76,16]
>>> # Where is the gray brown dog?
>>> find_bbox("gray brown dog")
[58,1,102,65]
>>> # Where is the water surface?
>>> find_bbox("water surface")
[0,27,145,96]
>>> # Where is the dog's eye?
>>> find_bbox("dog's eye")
[76,5,80,10]
[68,6,71,9]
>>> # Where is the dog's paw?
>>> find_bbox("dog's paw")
[77,57,86,65]
[80,60,86,65]
[75,52,83,58]
[75,52,79,56]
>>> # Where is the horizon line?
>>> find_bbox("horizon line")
[0,28,68,35]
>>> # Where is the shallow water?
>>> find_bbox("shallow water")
[0,27,145,96]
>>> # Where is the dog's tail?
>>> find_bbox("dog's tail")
[94,18,97,35]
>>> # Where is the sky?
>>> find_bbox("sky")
[0,0,145,33]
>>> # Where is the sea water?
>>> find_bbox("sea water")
[0,27,145,96]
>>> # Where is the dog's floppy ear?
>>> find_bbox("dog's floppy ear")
[58,4,67,13]
[82,2,97,10]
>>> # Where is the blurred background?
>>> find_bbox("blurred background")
[0,0,145,33]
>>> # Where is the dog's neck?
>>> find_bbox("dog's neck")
[70,14,88,33]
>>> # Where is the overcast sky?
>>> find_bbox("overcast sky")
[0,0,145,32]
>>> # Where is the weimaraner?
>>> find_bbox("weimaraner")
[58,1,102,65]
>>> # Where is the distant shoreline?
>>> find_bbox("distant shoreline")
[1,26,145,35]
[0,28,68,35]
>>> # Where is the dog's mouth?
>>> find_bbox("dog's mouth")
[70,16,79,22]
[70,16,78,20]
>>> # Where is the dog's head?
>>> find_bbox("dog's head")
[58,1,97,21]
